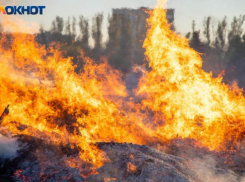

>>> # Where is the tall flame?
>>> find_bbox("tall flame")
[0,25,156,167]
[1,0,245,172]
[137,0,245,150]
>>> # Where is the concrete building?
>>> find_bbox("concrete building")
[109,7,175,67]
[112,7,175,29]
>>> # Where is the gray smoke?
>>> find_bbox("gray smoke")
[0,134,19,159]
[189,156,244,182]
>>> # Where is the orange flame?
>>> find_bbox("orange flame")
[127,162,137,173]
[137,0,245,150]
[0,16,158,168]
[1,0,245,172]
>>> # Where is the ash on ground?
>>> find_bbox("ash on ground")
[0,135,245,182]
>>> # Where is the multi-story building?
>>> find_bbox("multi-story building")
[108,8,175,90]
[112,7,175,30]
[109,7,175,66]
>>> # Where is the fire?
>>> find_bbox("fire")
[127,162,137,173]
[0,19,156,167]
[137,0,245,150]
[1,0,245,174]
[104,177,117,182]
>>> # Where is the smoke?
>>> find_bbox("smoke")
[0,13,39,34]
[9,70,54,87]
[0,134,19,159]
[189,156,244,182]
[0,53,54,87]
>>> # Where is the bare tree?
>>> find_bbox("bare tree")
[203,16,211,46]
[50,16,63,34]
[78,15,89,48]
[92,13,103,49]
[65,17,72,44]
[65,17,71,36]
[228,15,245,41]
[107,14,119,50]
[190,20,203,52]
[56,16,64,34]
[72,16,77,41]
[39,24,47,47]
[216,16,227,50]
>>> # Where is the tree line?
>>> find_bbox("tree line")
[37,12,147,74]
[187,15,245,87]
[0,11,245,88]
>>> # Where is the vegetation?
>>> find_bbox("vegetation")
[8,11,244,88]
[187,15,245,87]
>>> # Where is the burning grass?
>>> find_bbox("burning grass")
[0,0,245,180]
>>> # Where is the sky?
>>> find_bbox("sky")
[1,0,245,43]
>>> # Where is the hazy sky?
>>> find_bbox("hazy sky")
[2,0,245,42]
